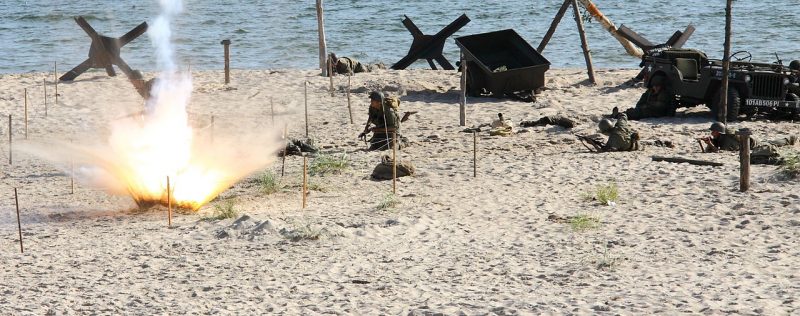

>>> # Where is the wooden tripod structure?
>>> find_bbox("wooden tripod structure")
[60,16,148,81]
[537,0,596,84]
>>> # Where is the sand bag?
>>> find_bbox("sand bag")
[371,155,415,180]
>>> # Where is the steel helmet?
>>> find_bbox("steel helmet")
[709,122,725,133]
[368,91,384,101]
[649,75,666,87]
[598,118,614,133]
[789,60,800,71]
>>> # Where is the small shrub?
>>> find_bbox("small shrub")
[258,171,282,194]
[595,245,619,270]
[376,193,401,211]
[569,214,600,232]
[204,199,239,221]
[309,154,350,176]
[584,183,619,205]
[779,152,800,179]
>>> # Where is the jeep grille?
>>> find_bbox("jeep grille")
[750,74,783,99]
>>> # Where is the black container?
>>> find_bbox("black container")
[455,29,550,97]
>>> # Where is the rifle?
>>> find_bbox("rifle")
[576,135,604,152]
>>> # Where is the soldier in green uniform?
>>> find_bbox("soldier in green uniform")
[612,75,672,120]
[788,60,800,97]
[598,114,639,152]
[330,53,369,75]
[701,122,796,164]
[359,91,402,151]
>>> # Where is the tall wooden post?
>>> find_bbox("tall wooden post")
[270,97,275,125]
[302,156,308,208]
[54,61,58,105]
[473,131,477,177]
[459,53,467,126]
[316,0,328,76]
[210,115,215,144]
[70,158,75,194]
[346,73,354,124]
[572,0,596,84]
[221,39,231,84]
[538,0,572,53]
[738,128,751,192]
[8,114,11,165]
[720,0,733,124]
[328,55,334,96]
[23,89,28,140]
[392,132,397,194]
[14,188,23,253]
[43,78,48,117]
[304,81,309,138]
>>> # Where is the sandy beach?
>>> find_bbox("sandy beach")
[1,68,799,314]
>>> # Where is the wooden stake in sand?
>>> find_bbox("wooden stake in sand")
[43,78,48,117]
[302,155,308,209]
[221,39,231,84]
[70,158,75,194]
[327,54,334,96]
[738,128,751,192]
[23,88,28,140]
[167,176,172,227]
[572,0,596,84]
[459,53,467,126]
[7,114,11,165]
[14,187,23,253]
[473,131,477,177]
[316,0,328,76]
[346,73,354,124]
[281,123,288,178]
[270,97,275,125]
[392,132,397,194]
[304,81,309,138]
[54,61,58,105]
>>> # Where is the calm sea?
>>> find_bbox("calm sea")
[0,0,796,74]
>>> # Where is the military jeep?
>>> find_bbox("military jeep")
[640,48,800,120]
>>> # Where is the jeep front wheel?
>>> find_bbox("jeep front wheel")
[711,86,741,121]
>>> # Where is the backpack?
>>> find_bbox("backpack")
[383,95,400,111]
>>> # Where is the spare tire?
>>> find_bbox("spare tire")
[711,86,741,121]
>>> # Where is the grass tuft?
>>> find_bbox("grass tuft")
[203,199,239,221]
[584,183,619,205]
[376,193,401,211]
[309,154,350,176]
[280,222,344,241]
[258,170,283,194]
[569,214,601,232]
[778,151,800,179]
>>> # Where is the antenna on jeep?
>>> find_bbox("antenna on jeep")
[774,52,783,66]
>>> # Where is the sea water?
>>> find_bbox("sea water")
[0,0,796,74]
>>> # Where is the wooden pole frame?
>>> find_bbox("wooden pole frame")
[392,132,397,194]
[720,0,733,125]
[346,73,354,124]
[302,156,308,208]
[538,0,572,53]
[459,53,467,126]
[43,78,48,117]
[316,0,328,76]
[572,0,596,84]
[15,188,23,253]
[24,88,28,140]
[304,81,309,138]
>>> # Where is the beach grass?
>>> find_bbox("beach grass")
[309,153,350,176]
[258,170,283,194]
[569,214,601,232]
[204,199,239,221]
[376,193,401,211]
[778,151,800,179]
[583,183,619,205]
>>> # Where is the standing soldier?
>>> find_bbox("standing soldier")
[359,91,401,151]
